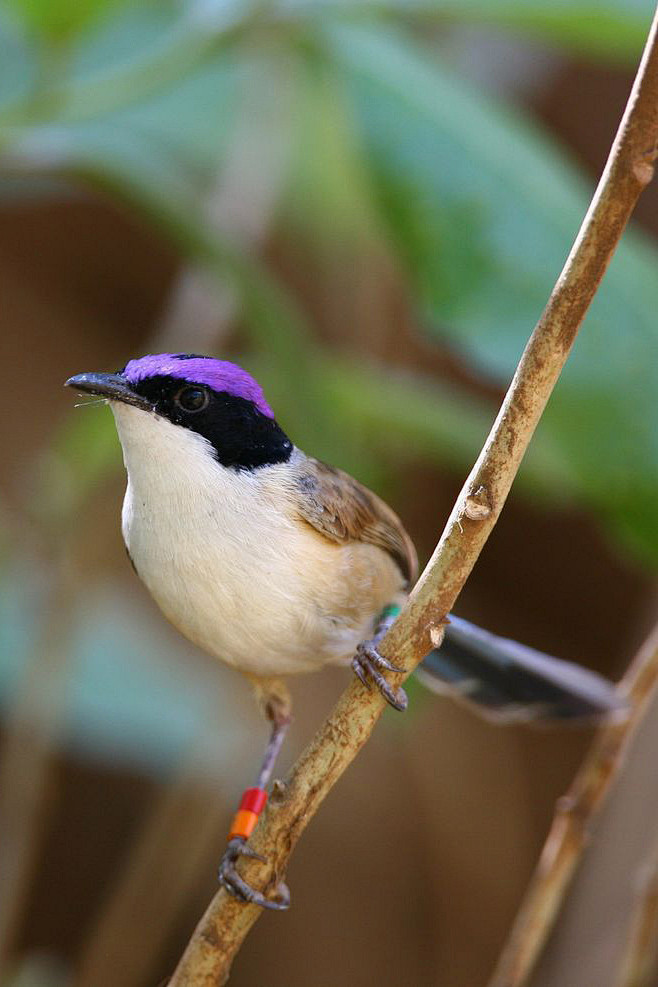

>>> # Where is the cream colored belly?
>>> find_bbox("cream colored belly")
[111,403,402,679]
[122,483,379,677]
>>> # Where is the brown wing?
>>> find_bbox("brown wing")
[293,458,418,586]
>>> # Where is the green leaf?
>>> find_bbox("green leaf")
[323,23,658,564]
[0,4,253,129]
[423,0,653,63]
[287,0,654,64]
[314,356,576,499]
[2,0,149,43]
[4,43,245,191]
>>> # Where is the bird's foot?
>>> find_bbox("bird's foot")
[352,640,408,711]
[219,837,290,911]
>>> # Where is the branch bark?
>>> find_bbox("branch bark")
[489,625,658,987]
[616,826,658,987]
[170,8,658,984]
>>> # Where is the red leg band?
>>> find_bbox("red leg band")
[228,788,268,840]
[239,787,268,814]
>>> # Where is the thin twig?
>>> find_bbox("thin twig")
[170,8,658,984]
[616,828,658,987]
[489,626,658,987]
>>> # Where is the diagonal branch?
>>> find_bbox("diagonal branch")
[170,8,658,984]
[489,624,658,987]
[616,817,658,987]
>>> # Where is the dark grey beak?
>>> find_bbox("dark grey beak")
[65,372,152,410]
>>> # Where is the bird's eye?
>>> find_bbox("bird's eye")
[175,385,209,412]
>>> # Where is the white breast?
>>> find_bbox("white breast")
[111,403,373,676]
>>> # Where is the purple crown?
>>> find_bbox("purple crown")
[122,353,274,419]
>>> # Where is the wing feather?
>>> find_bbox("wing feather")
[293,458,418,586]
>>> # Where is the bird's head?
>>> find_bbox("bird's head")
[65,353,293,470]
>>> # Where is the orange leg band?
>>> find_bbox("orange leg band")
[229,809,259,840]
[228,787,268,840]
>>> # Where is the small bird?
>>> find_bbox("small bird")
[66,353,622,909]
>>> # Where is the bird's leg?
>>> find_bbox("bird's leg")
[352,604,408,712]
[219,678,292,911]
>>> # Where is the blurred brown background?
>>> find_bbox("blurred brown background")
[1,1,658,985]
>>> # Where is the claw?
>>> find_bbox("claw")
[352,641,408,711]
[238,842,266,863]
[360,642,404,674]
[353,658,370,689]
[219,837,290,911]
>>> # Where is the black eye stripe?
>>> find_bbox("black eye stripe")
[130,375,292,471]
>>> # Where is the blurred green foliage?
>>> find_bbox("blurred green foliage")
[0,576,239,775]
[3,0,135,42]
[1,10,656,976]
[1,0,657,564]
[2,12,657,967]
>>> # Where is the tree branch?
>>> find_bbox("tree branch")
[170,8,658,984]
[616,825,658,987]
[489,625,658,987]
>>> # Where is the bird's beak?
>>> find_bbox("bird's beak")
[64,372,153,410]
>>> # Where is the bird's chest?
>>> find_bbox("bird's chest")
[111,405,388,675]
[123,475,275,601]
[120,463,333,674]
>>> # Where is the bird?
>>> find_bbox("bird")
[65,352,623,910]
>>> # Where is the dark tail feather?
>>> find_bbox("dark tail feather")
[416,615,626,723]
